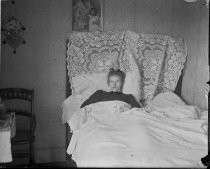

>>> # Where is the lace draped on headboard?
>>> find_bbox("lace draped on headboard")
[67,31,131,77]
[66,30,187,103]
[124,30,187,102]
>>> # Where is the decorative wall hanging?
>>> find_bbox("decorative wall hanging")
[72,0,103,32]
[1,0,26,53]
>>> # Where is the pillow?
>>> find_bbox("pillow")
[149,91,186,108]
[71,72,109,98]
[147,91,202,119]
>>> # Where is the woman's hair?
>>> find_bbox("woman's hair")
[107,68,126,84]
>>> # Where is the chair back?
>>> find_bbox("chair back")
[0,88,35,134]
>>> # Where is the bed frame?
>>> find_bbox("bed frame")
[65,39,186,161]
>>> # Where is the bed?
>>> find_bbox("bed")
[62,30,208,167]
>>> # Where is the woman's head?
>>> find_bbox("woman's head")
[107,69,125,92]
[90,8,97,16]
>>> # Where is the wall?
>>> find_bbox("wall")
[1,0,72,163]
[181,0,209,109]
[0,0,208,164]
[104,0,185,37]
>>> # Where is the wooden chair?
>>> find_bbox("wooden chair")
[0,88,36,165]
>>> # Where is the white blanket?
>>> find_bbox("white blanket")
[66,100,208,167]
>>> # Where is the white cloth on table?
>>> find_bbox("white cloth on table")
[0,113,16,163]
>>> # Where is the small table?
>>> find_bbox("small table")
[0,113,16,163]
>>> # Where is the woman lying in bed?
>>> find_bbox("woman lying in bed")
[80,68,142,109]
[65,68,207,167]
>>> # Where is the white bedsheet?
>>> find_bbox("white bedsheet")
[66,100,208,167]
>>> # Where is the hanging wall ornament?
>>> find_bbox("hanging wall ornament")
[1,1,26,53]
[2,16,26,54]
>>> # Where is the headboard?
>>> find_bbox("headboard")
[65,32,187,160]
[65,39,72,161]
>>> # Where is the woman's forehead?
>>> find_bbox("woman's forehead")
[109,75,121,80]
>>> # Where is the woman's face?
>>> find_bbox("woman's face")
[108,75,122,92]
[90,9,96,15]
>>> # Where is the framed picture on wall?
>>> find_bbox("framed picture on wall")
[72,0,103,32]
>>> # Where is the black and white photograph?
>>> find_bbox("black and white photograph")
[72,0,103,32]
[0,0,209,168]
